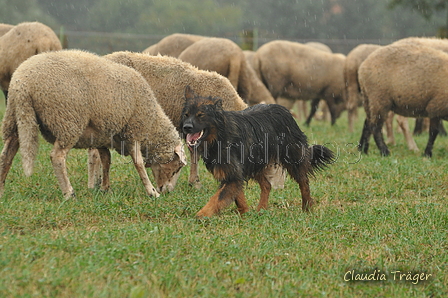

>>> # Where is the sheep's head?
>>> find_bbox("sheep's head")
[149,143,186,193]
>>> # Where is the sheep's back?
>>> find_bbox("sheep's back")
[105,52,247,128]
[9,50,160,147]
[255,40,346,99]
[358,43,448,117]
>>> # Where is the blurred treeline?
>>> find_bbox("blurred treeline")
[1,0,445,54]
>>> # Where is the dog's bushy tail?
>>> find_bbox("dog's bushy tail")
[310,145,335,172]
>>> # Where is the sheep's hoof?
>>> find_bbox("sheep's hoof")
[380,149,390,157]
[63,192,76,200]
[188,180,202,189]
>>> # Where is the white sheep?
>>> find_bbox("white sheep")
[0,21,62,101]
[358,42,448,157]
[0,49,185,199]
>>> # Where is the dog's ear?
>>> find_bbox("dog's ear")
[184,85,196,102]
[214,98,223,110]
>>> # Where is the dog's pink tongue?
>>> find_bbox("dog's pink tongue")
[187,132,201,143]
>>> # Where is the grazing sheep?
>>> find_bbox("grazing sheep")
[102,51,285,189]
[0,50,185,199]
[142,33,204,57]
[358,43,448,157]
[0,22,62,101]
[178,37,275,105]
[252,40,346,126]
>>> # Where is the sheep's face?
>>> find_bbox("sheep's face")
[150,144,186,193]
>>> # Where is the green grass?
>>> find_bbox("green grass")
[0,95,446,297]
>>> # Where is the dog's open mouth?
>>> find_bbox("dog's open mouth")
[186,130,204,148]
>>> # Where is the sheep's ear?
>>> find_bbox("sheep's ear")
[214,98,223,110]
[184,85,196,102]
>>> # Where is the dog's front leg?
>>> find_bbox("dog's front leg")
[196,181,247,218]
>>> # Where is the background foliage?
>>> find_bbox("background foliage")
[1,0,448,54]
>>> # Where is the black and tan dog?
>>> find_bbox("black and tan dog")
[181,86,335,218]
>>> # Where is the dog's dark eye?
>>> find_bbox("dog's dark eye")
[197,112,205,118]
[184,113,189,118]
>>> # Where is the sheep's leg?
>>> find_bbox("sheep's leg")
[87,148,102,188]
[414,118,424,136]
[371,118,390,156]
[264,162,285,189]
[305,98,320,126]
[97,148,111,191]
[358,119,371,154]
[385,111,395,145]
[396,115,419,152]
[129,142,160,197]
[196,181,245,218]
[324,97,338,126]
[0,136,19,197]
[347,94,359,133]
[255,171,272,211]
[424,118,441,158]
[320,101,331,122]
[50,140,75,199]
[188,149,201,189]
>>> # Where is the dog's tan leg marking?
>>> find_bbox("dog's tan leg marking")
[87,148,102,188]
[0,136,20,196]
[188,150,201,189]
[234,186,249,215]
[298,175,313,211]
[255,172,272,211]
[50,140,75,199]
[129,142,160,198]
[97,148,111,191]
[196,182,245,218]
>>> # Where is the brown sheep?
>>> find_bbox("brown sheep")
[102,51,285,189]
[178,37,275,105]
[142,33,204,57]
[0,22,62,101]
[358,42,448,157]
[252,40,346,126]
[0,50,185,199]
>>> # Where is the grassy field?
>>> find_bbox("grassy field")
[0,93,446,298]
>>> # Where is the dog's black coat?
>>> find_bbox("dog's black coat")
[180,86,334,216]
[182,97,333,182]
